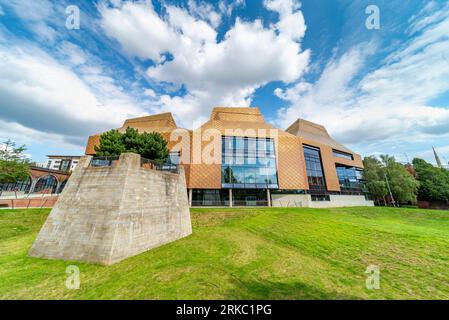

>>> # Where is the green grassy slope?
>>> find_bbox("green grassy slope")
[0,207,448,299]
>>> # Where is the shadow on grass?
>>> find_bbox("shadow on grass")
[226,278,361,300]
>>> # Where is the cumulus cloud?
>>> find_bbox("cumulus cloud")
[218,0,245,17]
[0,119,69,150]
[187,0,222,28]
[100,0,310,127]
[100,1,177,62]
[275,2,449,157]
[0,0,59,42]
[0,43,147,146]
[264,0,306,41]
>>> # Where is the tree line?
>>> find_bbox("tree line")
[363,155,449,206]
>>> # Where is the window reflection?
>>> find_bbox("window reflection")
[221,136,279,189]
[336,165,366,191]
[303,145,326,191]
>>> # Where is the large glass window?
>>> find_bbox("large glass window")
[0,177,32,194]
[303,145,326,192]
[336,165,366,193]
[192,189,229,206]
[169,151,181,165]
[59,159,72,171]
[34,175,58,194]
[221,136,278,189]
[332,149,354,160]
[233,189,268,206]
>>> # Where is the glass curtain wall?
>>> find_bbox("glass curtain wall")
[192,189,229,206]
[336,165,366,194]
[303,145,327,193]
[221,136,278,189]
[232,189,268,206]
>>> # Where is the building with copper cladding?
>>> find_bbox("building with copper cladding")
[85,107,374,208]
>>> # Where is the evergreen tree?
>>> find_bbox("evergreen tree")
[94,129,126,157]
[94,128,169,162]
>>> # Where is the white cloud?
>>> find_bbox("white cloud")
[100,0,310,127]
[0,42,147,146]
[264,0,306,41]
[188,0,222,28]
[57,41,88,66]
[0,119,74,150]
[100,1,177,62]
[275,3,449,157]
[0,0,59,42]
[144,88,157,98]
[218,0,245,17]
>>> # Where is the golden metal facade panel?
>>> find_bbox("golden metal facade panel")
[84,107,364,193]
[320,145,341,192]
[85,135,100,155]
[277,136,308,190]
[188,164,222,189]
[187,128,222,189]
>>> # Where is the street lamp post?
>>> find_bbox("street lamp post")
[384,172,396,207]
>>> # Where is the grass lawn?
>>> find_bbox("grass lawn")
[0,206,448,299]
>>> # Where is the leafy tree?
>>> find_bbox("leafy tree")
[0,140,30,185]
[412,158,449,202]
[363,154,419,205]
[363,156,388,204]
[379,155,419,204]
[94,128,169,162]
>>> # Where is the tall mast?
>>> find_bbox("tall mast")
[433,146,443,168]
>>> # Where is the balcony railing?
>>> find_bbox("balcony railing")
[89,156,120,167]
[89,155,179,173]
[141,157,179,173]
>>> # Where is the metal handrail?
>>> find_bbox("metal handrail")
[141,157,179,173]
[89,156,120,167]
[89,155,178,173]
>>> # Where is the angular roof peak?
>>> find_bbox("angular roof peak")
[210,106,264,122]
[123,112,177,128]
[286,118,353,154]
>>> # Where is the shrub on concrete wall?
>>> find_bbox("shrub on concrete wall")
[94,127,169,162]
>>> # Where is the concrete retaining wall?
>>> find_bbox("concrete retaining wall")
[29,153,192,265]
[272,193,374,208]
[271,194,310,207]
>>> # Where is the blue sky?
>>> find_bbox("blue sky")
[0,0,449,165]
